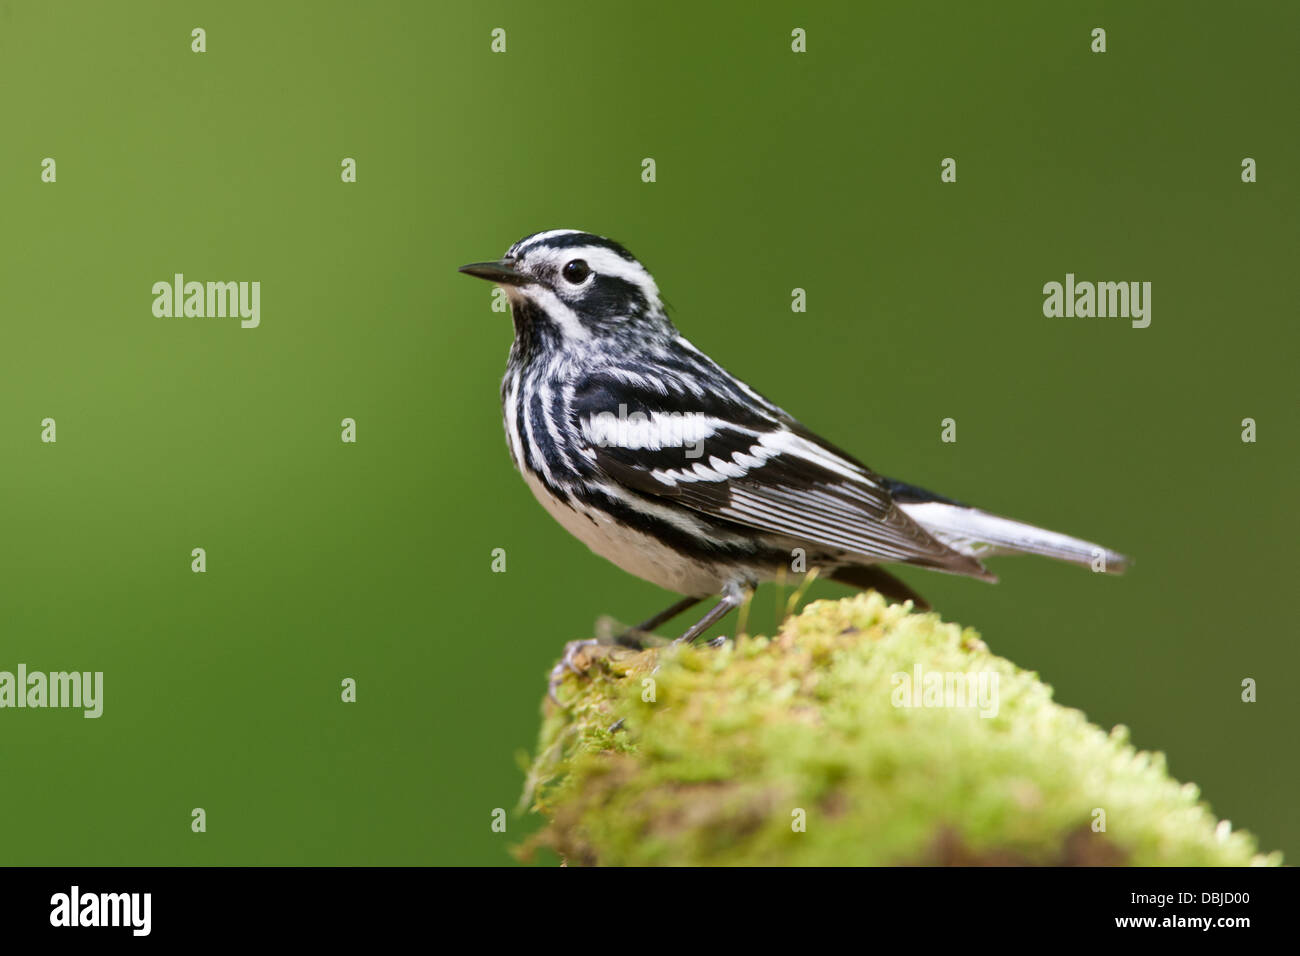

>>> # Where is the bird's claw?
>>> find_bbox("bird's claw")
[547,632,728,707]
[547,638,601,706]
[673,632,731,647]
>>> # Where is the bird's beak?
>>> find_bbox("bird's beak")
[458,258,534,286]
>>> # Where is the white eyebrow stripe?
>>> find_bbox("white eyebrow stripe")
[510,229,585,256]
[527,245,660,300]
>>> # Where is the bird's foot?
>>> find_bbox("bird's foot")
[673,631,732,647]
[547,639,601,706]
[547,635,649,706]
[547,625,727,707]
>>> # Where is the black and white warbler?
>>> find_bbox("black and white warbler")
[460,230,1130,699]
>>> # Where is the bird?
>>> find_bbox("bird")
[459,229,1130,700]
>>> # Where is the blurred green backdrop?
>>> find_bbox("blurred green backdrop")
[0,0,1295,864]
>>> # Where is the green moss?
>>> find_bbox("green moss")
[517,592,1281,866]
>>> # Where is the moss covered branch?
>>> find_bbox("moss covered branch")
[517,593,1279,866]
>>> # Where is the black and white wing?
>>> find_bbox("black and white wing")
[570,368,993,580]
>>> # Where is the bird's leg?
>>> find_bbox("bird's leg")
[615,595,704,648]
[548,595,705,704]
[673,583,752,645]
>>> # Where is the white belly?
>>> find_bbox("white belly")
[521,468,726,597]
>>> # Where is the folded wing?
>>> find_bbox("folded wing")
[572,370,993,580]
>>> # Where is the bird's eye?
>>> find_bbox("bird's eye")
[562,259,590,284]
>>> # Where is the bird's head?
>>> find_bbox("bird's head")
[459,229,675,352]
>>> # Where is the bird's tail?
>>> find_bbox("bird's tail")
[896,499,1131,575]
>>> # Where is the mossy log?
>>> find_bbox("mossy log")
[518,592,1279,867]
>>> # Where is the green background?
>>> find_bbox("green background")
[0,0,1295,864]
